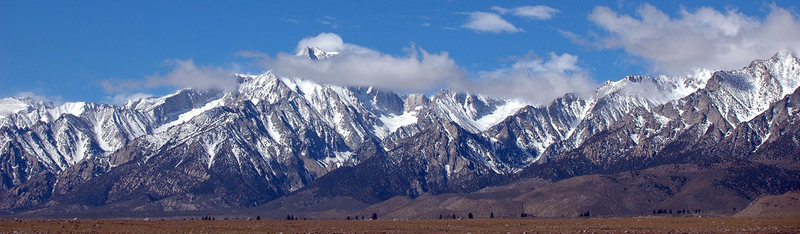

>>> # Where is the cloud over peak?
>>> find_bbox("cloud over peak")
[257,33,595,104]
[100,59,237,103]
[294,32,373,55]
[101,32,599,105]
[261,33,465,93]
[466,52,596,102]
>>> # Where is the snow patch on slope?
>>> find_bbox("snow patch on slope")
[266,116,284,142]
[475,100,527,131]
[49,102,87,118]
[322,151,353,168]
[0,98,29,117]
[155,97,225,133]
[374,108,420,139]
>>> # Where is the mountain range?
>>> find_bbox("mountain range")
[1,49,798,218]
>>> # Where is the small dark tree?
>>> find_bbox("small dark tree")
[286,215,293,220]
[468,213,473,219]
[371,213,378,220]
[346,216,351,220]
[490,212,494,218]
[439,214,443,219]
[256,216,260,220]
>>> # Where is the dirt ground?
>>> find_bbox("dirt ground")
[2,216,799,233]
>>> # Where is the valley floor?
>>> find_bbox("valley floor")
[2,216,799,233]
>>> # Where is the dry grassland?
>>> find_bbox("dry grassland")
[2,216,799,233]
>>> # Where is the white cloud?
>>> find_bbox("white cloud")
[317,16,340,29]
[588,4,800,74]
[296,32,345,52]
[262,47,465,93]
[12,92,64,104]
[101,59,237,94]
[492,5,560,20]
[16,91,48,102]
[462,12,522,33]
[295,33,374,54]
[235,50,268,59]
[91,31,598,106]
[253,33,596,104]
[463,53,596,103]
[109,93,153,105]
[264,33,467,93]
[16,91,65,104]
[294,32,373,54]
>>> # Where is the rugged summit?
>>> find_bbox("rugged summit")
[1,50,798,217]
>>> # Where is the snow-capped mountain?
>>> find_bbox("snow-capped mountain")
[0,49,798,215]
[539,49,800,166]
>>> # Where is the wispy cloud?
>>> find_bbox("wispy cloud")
[587,3,800,74]
[557,30,593,47]
[462,12,522,33]
[100,59,237,99]
[16,91,63,104]
[492,5,560,20]
[108,93,153,105]
[317,16,340,29]
[234,50,268,59]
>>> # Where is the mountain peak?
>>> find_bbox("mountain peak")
[296,46,339,60]
[773,48,797,62]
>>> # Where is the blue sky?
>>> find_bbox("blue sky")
[1,0,799,104]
